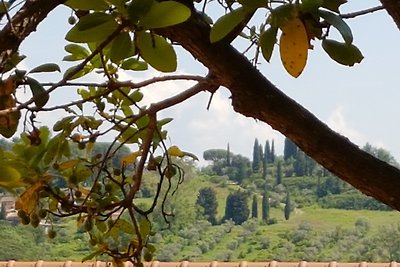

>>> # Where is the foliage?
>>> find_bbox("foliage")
[284,191,291,220]
[252,138,261,173]
[0,0,394,263]
[261,189,270,222]
[251,194,258,218]
[276,160,283,185]
[224,190,250,225]
[196,187,218,225]
[284,137,298,161]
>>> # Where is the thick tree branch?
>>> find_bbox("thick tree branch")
[158,12,400,210]
[0,0,67,73]
[380,0,400,30]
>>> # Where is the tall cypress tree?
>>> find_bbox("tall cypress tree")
[284,137,298,161]
[196,187,218,225]
[251,195,258,218]
[270,139,275,163]
[263,140,270,178]
[264,140,271,164]
[262,190,270,222]
[226,143,231,167]
[276,160,283,185]
[252,138,261,172]
[284,191,291,220]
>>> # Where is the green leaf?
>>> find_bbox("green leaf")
[53,116,75,132]
[136,31,177,72]
[322,0,347,13]
[0,2,9,14]
[322,39,363,66]
[65,13,118,43]
[64,44,90,60]
[29,63,61,74]
[210,7,249,43]
[2,52,26,74]
[319,10,352,44]
[109,32,135,63]
[44,134,62,165]
[81,250,102,262]
[96,220,108,233]
[259,26,277,62]
[118,127,139,144]
[63,65,94,80]
[121,58,148,71]
[65,0,109,10]
[138,1,191,29]
[269,4,296,28]
[0,164,23,188]
[61,139,71,157]
[139,218,151,239]
[127,0,154,23]
[25,77,49,108]
[157,117,173,128]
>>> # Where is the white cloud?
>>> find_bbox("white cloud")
[327,106,365,145]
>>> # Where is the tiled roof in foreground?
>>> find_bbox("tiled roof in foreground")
[1,262,399,267]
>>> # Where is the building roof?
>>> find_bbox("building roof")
[0,261,399,267]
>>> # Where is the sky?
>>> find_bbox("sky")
[17,0,400,166]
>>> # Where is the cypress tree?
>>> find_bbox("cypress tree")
[262,190,270,222]
[294,151,306,176]
[284,191,291,220]
[197,187,218,225]
[284,137,298,161]
[252,138,261,172]
[251,195,258,218]
[264,140,271,162]
[276,161,283,185]
[270,139,275,163]
[224,191,250,225]
[226,143,231,167]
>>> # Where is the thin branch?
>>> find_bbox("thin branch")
[341,5,384,19]
[41,74,205,88]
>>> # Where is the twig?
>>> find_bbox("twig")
[341,6,384,19]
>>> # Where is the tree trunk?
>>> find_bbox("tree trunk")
[381,0,400,30]
[2,2,400,210]
[158,12,400,210]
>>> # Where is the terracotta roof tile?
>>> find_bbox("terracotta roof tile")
[0,262,399,267]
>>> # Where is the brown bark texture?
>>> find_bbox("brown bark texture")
[2,2,400,210]
[380,0,400,30]
[157,11,400,210]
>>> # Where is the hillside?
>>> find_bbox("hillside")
[145,172,400,262]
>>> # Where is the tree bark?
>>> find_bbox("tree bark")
[0,0,67,73]
[158,12,400,210]
[380,0,400,30]
[2,2,400,210]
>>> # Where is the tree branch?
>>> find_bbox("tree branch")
[380,0,400,30]
[157,11,400,211]
[0,0,67,73]
[341,6,384,19]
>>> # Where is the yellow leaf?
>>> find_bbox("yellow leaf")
[167,145,184,157]
[121,151,142,165]
[58,159,79,170]
[279,17,309,77]
[15,180,43,214]
[0,164,24,189]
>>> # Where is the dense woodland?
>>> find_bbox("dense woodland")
[1,136,400,262]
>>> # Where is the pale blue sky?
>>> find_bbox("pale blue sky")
[18,0,400,165]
